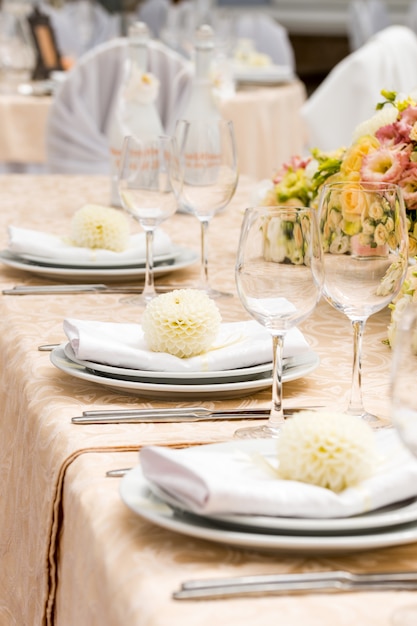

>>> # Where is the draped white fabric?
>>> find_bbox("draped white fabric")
[45,38,192,175]
[347,0,391,52]
[41,0,121,59]
[301,25,417,152]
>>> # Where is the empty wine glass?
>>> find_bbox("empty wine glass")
[234,205,324,439]
[174,118,239,298]
[118,134,179,305]
[318,180,408,423]
[389,301,417,626]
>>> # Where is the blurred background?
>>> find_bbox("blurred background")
[17,0,409,95]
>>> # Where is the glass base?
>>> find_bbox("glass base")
[199,286,233,299]
[119,293,154,306]
[234,424,281,439]
[345,407,391,428]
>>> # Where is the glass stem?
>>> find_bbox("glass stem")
[347,318,366,418]
[142,228,156,299]
[198,219,210,290]
[269,333,285,430]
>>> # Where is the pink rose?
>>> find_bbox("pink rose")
[360,146,410,183]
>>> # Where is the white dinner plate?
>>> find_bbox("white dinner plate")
[120,459,417,554]
[50,344,319,400]
[232,64,294,84]
[0,247,198,282]
[63,342,274,384]
[63,342,317,385]
[143,438,417,534]
[17,247,178,269]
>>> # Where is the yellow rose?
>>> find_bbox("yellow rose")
[339,186,369,223]
[340,136,379,177]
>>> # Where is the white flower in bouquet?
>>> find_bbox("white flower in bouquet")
[142,289,222,358]
[387,264,417,347]
[276,411,377,492]
[70,204,130,252]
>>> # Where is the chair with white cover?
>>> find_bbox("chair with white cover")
[347,0,391,51]
[137,0,169,38]
[45,37,192,174]
[41,0,121,60]
[233,12,295,69]
[301,25,417,152]
[407,0,417,35]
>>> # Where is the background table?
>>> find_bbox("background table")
[0,80,306,179]
[0,174,409,626]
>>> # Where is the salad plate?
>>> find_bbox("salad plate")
[50,345,319,400]
[120,460,417,554]
[0,247,198,282]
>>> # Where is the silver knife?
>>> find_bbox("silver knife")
[173,570,417,600]
[2,283,184,295]
[72,406,322,424]
[72,407,271,424]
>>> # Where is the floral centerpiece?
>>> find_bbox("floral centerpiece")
[260,90,417,339]
[262,90,417,256]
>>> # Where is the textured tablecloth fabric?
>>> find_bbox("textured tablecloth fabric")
[0,175,396,626]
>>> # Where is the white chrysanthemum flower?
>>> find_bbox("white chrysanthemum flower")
[277,411,377,493]
[70,204,130,252]
[142,289,222,358]
[352,105,398,142]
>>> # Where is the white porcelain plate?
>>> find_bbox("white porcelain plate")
[142,439,417,534]
[63,342,319,386]
[50,345,319,400]
[0,247,198,282]
[120,458,417,554]
[232,63,294,84]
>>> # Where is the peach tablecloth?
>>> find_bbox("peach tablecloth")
[0,81,306,178]
[0,93,50,163]
[0,175,408,626]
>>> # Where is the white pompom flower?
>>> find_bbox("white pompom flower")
[142,289,222,358]
[277,411,377,493]
[70,204,130,252]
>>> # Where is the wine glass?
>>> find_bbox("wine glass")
[118,134,179,305]
[389,301,417,626]
[234,205,324,439]
[174,118,239,298]
[318,180,408,423]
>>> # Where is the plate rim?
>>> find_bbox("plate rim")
[0,246,198,280]
[143,437,417,533]
[120,463,417,554]
[63,341,274,383]
[50,344,320,399]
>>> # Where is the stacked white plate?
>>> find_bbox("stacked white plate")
[50,343,320,400]
[0,244,198,282]
[120,438,417,554]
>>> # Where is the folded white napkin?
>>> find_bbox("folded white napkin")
[63,318,310,372]
[8,226,173,266]
[140,430,417,518]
